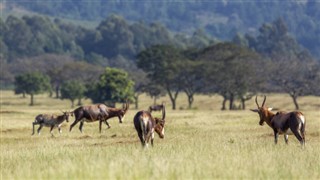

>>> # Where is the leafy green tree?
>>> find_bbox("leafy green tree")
[85,67,134,106]
[14,72,51,106]
[60,80,86,107]
[137,45,182,110]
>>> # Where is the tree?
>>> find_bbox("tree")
[137,45,182,110]
[177,48,206,109]
[85,67,134,106]
[268,55,318,110]
[198,42,260,110]
[14,72,51,105]
[60,80,86,107]
[95,14,135,58]
[144,83,166,105]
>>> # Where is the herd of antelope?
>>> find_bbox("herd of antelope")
[31,95,306,148]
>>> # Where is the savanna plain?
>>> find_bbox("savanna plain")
[0,91,319,179]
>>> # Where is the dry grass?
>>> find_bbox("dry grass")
[1,91,320,179]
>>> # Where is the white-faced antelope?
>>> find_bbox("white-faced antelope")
[133,105,166,147]
[250,95,306,147]
[32,111,71,136]
[69,102,129,133]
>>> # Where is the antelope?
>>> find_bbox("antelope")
[32,111,71,136]
[250,95,306,147]
[148,102,165,113]
[133,105,166,147]
[69,102,129,133]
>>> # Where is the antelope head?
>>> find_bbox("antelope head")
[250,95,273,126]
[61,110,72,123]
[154,105,166,139]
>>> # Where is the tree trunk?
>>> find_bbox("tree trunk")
[221,96,227,110]
[71,100,74,108]
[30,93,34,106]
[134,95,139,109]
[153,96,157,105]
[77,98,82,106]
[229,93,234,110]
[291,95,300,110]
[167,87,179,110]
[241,98,246,110]
[184,89,194,109]
[55,84,60,99]
[187,94,194,109]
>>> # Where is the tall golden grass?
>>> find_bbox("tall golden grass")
[1,91,319,179]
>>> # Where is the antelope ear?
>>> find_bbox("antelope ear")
[268,107,273,111]
[250,109,259,113]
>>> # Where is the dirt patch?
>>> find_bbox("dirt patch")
[1,128,14,133]
[77,135,92,139]
[0,110,24,114]
[308,132,319,137]
[259,133,273,138]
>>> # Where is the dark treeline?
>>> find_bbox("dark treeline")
[0,14,319,110]
[5,0,320,58]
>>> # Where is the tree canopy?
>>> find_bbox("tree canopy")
[85,67,134,106]
[14,72,51,105]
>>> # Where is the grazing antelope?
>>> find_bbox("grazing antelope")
[69,102,129,133]
[250,95,306,146]
[133,105,166,147]
[32,111,71,136]
[148,102,165,113]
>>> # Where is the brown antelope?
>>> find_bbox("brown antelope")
[250,95,306,147]
[69,102,129,133]
[133,105,166,147]
[32,111,71,136]
[148,102,165,113]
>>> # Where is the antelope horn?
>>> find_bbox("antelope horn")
[261,95,267,107]
[255,96,260,108]
[162,104,166,121]
[123,100,129,111]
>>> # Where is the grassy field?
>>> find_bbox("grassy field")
[1,91,319,179]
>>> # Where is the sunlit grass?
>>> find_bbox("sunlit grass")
[1,90,319,179]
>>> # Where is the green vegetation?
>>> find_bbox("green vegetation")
[14,72,51,106]
[1,91,319,179]
[5,1,320,58]
[60,80,86,108]
[85,67,134,106]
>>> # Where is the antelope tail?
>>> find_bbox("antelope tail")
[140,116,147,142]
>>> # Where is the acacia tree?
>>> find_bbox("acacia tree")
[14,72,51,106]
[85,67,134,107]
[137,45,182,110]
[268,55,318,110]
[199,42,260,110]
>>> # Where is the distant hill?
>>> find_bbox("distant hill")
[3,0,320,58]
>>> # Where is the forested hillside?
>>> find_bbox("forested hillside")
[1,1,319,110]
[4,0,320,58]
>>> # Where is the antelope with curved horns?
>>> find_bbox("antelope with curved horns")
[133,104,166,147]
[69,101,129,133]
[250,95,306,147]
